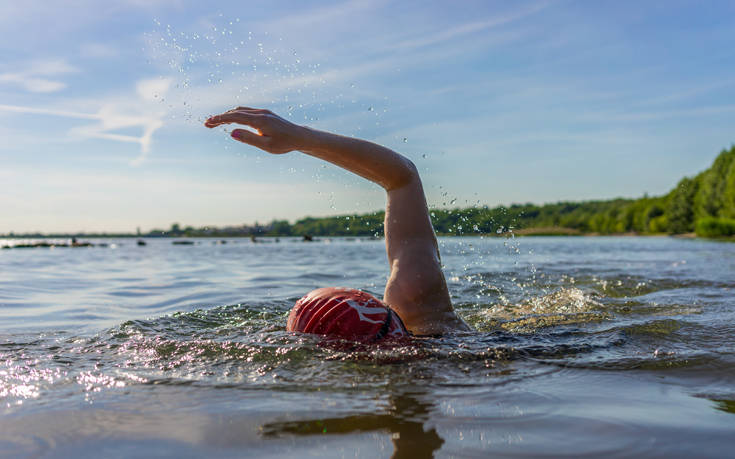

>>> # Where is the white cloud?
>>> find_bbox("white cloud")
[0,76,66,93]
[25,59,77,75]
[0,58,78,93]
[136,77,172,101]
[0,76,169,165]
[68,105,164,165]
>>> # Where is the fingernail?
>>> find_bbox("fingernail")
[231,130,241,139]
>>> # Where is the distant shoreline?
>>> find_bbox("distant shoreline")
[3,231,730,249]
[0,228,701,239]
[0,231,674,239]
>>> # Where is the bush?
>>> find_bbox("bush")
[648,215,668,233]
[695,217,735,238]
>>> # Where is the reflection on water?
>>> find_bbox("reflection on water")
[261,391,443,459]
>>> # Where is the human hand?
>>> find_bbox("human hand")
[204,107,309,154]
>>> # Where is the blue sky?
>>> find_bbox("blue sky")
[2,0,734,233]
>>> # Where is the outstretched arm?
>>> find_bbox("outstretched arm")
[205,107,470,335]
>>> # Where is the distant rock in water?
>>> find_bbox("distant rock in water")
[302,234,313,242]
[137,240,147,246]
[70,238,93,247]
[11,242,53,249]
[172,240,195,245]
[2,239,95,249]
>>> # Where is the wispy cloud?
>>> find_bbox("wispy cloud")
[0,77,171,165]
[394,1,552,50]
[0,59,78,93]
[263,0,385,30]
[580,104,735,123]
[69,107,165,166]
[136,77,173,101]
[0,104,98,120]
[630,79,735,108]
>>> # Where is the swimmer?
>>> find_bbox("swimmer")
[205,107,471,341]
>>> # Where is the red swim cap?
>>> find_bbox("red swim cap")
[287,287,409,343]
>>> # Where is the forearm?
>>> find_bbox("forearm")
[205,108,418,190]
[298,127,418,191]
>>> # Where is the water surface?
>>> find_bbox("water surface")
[1,236,734,457]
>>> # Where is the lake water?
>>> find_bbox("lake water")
[1,236,734,458]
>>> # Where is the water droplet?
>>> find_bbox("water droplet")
[402,138,407,143]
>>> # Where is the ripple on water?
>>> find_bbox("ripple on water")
[1,284,731,411]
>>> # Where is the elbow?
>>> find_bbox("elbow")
[385,157,419,191]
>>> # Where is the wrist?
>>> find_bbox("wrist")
[296,125,326,154]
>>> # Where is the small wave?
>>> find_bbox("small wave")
[464,287,609,333]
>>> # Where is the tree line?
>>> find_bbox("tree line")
[5,146,734,239]
[156,145,735,239]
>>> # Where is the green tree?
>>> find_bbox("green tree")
[667,177,698,233]
[268,220,293,236]
[694,148,735,219]
[722,156,735,219]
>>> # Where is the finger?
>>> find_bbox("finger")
[226,107,267,114]
[231,128,269,149]
[208,108,258,124]
[204,111,263,128]
[233,107,271,114]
